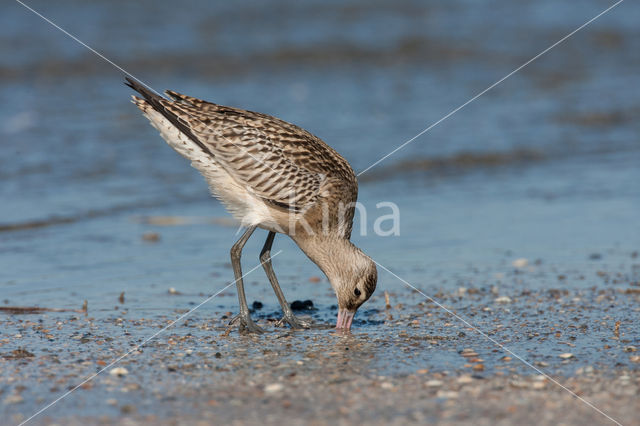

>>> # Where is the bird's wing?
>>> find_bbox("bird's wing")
[127,78,333,211]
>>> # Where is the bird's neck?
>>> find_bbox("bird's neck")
[293,235,361,287]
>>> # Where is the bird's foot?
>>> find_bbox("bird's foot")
[227,313,265,334]
[276,313,314,329]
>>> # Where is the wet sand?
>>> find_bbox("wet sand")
[2,266,638,425]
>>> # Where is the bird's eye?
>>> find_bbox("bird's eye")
[354,288,361,297]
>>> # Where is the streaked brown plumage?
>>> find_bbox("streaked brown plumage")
[126,77,376,332]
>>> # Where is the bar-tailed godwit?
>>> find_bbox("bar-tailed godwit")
[126,77,376,333]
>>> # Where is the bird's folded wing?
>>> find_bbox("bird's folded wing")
[159,98,324,212]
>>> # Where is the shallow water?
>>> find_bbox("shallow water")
[1,0,639,422]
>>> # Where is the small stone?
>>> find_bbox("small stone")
[426,380,443,387]
[460,348,478,358]
[472,363,485,371]
[251,301,263,310]
[630,355,640,363]
[559,353,574,359]
[436,390,459,399]
[623,346,637,352]
[3,394,24,405]
[495,296,512,304]
[168,288,180,295]
[380,382,394,389]
[265,383,284,393]
[120,404,136,414]
[531,381,546,390]
[457,375,473,384]
[512,258,528,268]
[109,367,129,377]
[3,348,34,359]
[142,232,160,242]
[290,300,314,311]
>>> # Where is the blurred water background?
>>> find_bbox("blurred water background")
[1,0,639,316]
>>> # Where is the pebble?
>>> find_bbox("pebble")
[495,296,512,304]
[380,382,394,390]
[120,404,136,414]
[3,394,24,405]
[436,390,459,399]
[531,381,546,390]
[460,348,478,357]
[110,367,129,377]
[426,380,443,387]
[512,258,528,268]
[142,232,160,242]
[290,300,314,311]
[265,383,284,393]
[457,375,473,384]
[559,353,574,359]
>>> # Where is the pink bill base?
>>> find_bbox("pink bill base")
[336,309,355,329]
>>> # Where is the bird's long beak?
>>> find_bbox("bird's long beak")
[336,309,355,329]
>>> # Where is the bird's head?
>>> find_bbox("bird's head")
[332,249,377,330]
[294,236,378,330]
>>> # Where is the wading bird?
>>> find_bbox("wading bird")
[126,77,376,333]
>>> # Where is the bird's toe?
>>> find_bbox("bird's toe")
[276,314,314,330]
[227,314,265,334]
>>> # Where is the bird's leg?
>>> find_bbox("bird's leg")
[228,225,264,334]
[260,231,313,329]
